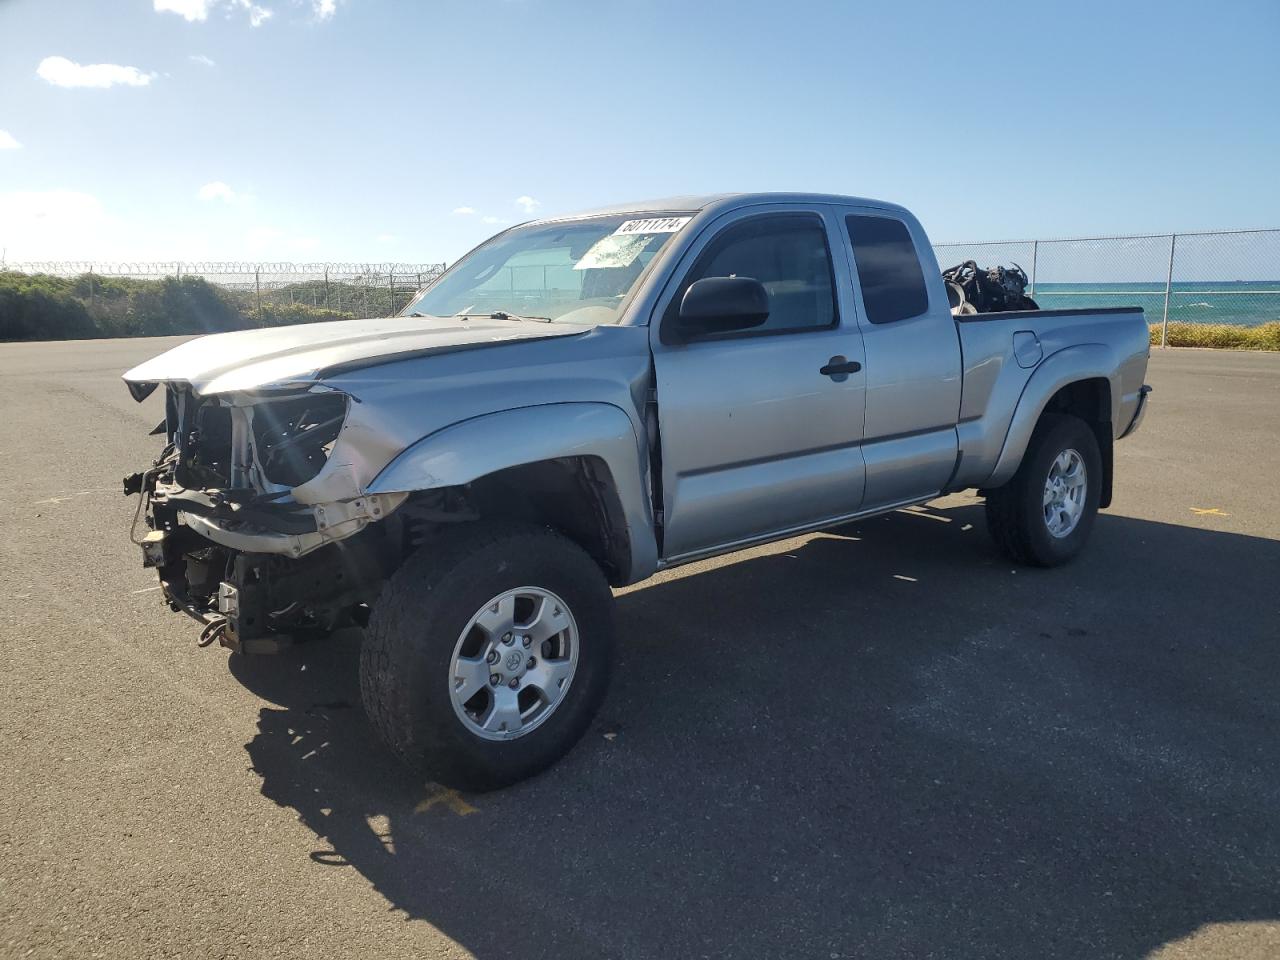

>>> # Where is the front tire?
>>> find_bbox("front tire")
[360,522,615,791]
[984,413,1102,567]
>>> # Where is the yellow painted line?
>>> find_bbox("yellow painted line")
[415,786,478,817]
[1190,507,1231,517]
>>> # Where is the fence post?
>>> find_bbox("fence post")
[88,265,95,309]
[255,268,262,313]
[1160,233,1177,348]
[1029,240,1038,298]
[389,268,395,315]
[324,266,330,309]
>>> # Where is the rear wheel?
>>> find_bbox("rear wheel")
[360,521,614,791]
[985,413,1102,567]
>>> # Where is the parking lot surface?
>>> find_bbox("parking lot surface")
[2,339,1279,960]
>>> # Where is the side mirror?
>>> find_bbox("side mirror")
[674,277,769,339]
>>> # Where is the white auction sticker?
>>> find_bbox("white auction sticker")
[613,216,692,236]
[574,234,651,270]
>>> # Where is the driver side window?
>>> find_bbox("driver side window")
[666,214,838,336]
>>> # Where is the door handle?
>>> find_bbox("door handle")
[820,356,862,381]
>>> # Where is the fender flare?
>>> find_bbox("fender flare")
[984,343,1118,489]
[366,402,658,582]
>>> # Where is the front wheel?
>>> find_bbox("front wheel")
[984,413,1102,567]
[360,522,615,791]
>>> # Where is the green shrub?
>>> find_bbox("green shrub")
[96,276,245,338]
[0,271,375,341]
[248,303,356,327]
[1150,321,1280,351]
[0,271,99,340]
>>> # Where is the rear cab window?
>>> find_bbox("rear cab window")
[845,214,929,324]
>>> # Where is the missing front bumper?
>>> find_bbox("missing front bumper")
[130,473,403,652]
[179,490,404,558]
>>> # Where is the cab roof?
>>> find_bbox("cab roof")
[536,192,909,224]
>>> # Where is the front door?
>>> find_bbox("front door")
[650,206,868,561]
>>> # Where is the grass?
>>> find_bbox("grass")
[1150,321,1280,351]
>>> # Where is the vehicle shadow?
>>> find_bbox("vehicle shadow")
[232,502,1280,959]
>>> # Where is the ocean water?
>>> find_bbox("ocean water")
[1030,281,1280,327]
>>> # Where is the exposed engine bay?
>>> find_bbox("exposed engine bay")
[124,385,407,653]
[942,261,1040,316]
[122,381,618,655]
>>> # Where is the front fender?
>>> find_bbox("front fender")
[984,343,1118,489]
[366,402,658,582]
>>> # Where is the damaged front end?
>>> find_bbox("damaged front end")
[125,384,404,653]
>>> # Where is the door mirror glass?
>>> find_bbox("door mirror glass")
[674,276,769,338]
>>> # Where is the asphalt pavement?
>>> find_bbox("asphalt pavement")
[1,338,1278,960]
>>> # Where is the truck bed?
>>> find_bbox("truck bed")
[948,305,1151,491]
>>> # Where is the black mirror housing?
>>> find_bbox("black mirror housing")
[674,277,769,339]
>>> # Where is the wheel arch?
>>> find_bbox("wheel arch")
[366,403,658,584]
[984,345,1118,504]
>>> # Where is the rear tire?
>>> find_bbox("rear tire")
[985,413,1102,567]
[360,521,615,791]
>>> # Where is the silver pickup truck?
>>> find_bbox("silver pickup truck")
[123,193,1151,789]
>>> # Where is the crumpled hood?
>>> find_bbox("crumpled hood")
[122,314,585,398]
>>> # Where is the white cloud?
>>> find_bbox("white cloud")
[452,206,477,215]
[197,181,237,202]
[156,0,271,26]
[310,0,337,19]
[376,233,397,243]
[155,0,209,20]
[237,0,273,26]
[514,195,541,215]
[0,130,21,150]
[188,54,216,67]
[37,56,155,89]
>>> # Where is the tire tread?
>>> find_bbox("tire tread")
[983,413,1100,568]
[360,521,612,789]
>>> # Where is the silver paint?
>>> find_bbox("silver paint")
[122,192,1150,585]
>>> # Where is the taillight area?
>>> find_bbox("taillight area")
[251,393,348,488]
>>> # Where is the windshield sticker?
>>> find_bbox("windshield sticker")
[612,216,692,236]
[574,234,652,271]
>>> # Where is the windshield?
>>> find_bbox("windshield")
[402,213,694,324]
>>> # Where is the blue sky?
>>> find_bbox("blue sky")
[0,0,1276,263]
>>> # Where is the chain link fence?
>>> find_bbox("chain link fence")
[1,261,447,318]
[932,229,1280,345]
[5,230,1278,344]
